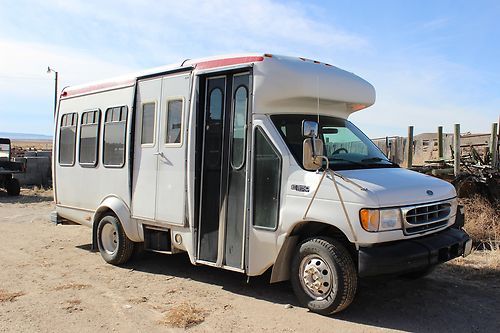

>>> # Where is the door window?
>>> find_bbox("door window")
[253,127,281,229]
[141,102,156,145]
[209,88,223,121]
[231,86,248,169]
[165,100,183,144]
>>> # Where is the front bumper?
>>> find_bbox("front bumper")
[358,227,471,277]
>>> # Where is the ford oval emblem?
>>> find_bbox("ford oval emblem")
[426,190,434,196]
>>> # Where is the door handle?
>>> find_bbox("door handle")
[153,152,166,158]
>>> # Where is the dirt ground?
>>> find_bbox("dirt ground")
[0,189,499,333]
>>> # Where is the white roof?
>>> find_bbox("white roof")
[252,55,375,118]
[61,53,376,118]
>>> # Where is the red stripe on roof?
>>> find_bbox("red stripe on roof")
[62,78,136,98]
[196,56,264,70]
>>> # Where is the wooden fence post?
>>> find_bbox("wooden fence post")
[490,122,498,168]
[437,126,443,159]
[407,126,414,168]
[454,124,461,176]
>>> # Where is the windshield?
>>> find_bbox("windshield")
[271,114,397,170]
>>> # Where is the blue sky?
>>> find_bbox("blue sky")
[0,0,499,137]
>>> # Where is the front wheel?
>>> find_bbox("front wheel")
[97,214,134,265]
[291,237,357,315]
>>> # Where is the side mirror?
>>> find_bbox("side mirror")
[303,138,324,171]
[302,120,319,138]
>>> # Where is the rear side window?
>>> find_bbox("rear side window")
[59,112,78,166]
[103,106,128,167]
[79,110,100,166]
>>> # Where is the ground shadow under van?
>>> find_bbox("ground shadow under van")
[77,246,499,332]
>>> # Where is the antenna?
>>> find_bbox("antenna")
[316,75,320,125]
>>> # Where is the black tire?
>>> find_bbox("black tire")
[6,178,20,196]
[96,214,134,265]
[401,266,435,279]
[291,237,357,315]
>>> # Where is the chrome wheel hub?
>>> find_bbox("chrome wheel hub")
[101,223,118,254]
[299,255,334,299]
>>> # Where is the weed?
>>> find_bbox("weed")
[159,302,206,328]
[0,290,25,302]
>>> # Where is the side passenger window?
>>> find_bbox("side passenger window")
[59,113,78,166]
[103,106,128,167]
[79,110,100,166]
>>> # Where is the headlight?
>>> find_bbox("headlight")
[360,208,402,232]
[449,198,458,216]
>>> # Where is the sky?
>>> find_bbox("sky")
[0,0,499,138]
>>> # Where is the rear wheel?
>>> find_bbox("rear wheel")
[291,237,357,315]
[97,215,134,265]
[6,178,20,196]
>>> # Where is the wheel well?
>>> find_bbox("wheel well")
[270,221,357,283]
[290,221,356,259]
[92,207,116,251]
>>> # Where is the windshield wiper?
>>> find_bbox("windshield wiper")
[330,157,366,167]
[361,157,387,163]
[361,157,399,167]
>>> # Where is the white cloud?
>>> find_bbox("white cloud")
[0,0,497,137]
[0,38,137,98]
[0,38,139,134]
[350,56,500,137]
[43,0,368,56]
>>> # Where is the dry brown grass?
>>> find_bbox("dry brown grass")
[460,196,500,249]
[62,299,83,313]
[22,186,53,197]
[159,302,206,329]
[441,250,500,281]
[11,140,52,151]
[53,283,91,291]
[0,289,25,302]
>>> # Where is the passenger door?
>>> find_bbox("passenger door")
[197,72,251,270]
[132,73,191,225]
[155,73,191,225]
[131,78,161,220]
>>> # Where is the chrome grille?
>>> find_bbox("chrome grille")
[402,202,451,235]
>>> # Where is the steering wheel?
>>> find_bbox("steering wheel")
[332,147,348,154]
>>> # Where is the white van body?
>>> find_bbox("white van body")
[53,54,471,314]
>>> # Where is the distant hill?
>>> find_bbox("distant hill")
[0,132,52,141]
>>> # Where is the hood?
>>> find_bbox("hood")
[337,168,456,206]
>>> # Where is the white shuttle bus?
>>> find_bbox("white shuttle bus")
[53,54,471,314]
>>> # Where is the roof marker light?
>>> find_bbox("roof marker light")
[350,104,367,111]
[196,56,264,70]
[264,53,273,58]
